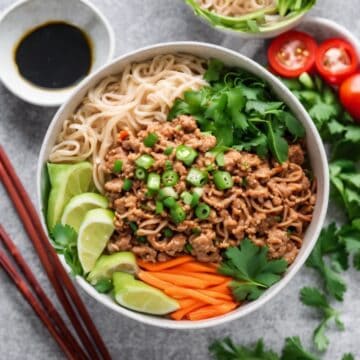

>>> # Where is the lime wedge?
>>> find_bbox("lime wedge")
[87,252,138,285]
[113,272,179,315]
[61,193,108,232]
[47,162,93,231]
[77,208,115,273]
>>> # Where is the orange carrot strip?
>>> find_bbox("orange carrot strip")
[177,298,199,308]
[199,289,233,301]
[209,281,232,294]
[137,256,193,271]
[186,302,238,321]
[173,262,219,273]
[148,272,211,289]
[179,272,231,285]
[164,287,222,305]
[137,271,173,290]
[170,302,206,321]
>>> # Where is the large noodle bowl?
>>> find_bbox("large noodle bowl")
[49,53,316,267]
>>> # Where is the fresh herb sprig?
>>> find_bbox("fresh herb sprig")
[300,287,344,352]
[51,224,83,276]
[169,59,305,163]
[218,239,288,301]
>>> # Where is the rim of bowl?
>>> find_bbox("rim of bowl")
[0,0,115,107]
[37,40,329,329]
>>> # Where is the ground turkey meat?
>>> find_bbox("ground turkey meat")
[103,115,316,265]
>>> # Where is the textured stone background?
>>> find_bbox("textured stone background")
[0,1,359,359]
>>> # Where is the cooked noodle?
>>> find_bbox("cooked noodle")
[197,0,276,17]
[49,54,207,191]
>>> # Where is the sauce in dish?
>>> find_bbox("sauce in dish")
[15,22,91,89]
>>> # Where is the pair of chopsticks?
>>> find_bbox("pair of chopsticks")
[0,145,111,360]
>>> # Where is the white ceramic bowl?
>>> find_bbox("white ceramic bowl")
[37,42,329,329]
[185,3,313,39]
[0,0,115,106]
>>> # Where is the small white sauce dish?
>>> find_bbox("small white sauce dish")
[0,0,115,107]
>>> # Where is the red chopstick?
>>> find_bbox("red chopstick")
[0,250,76,359]
[0,225,88,360]
[0,146,111,360]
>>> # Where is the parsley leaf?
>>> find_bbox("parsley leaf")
[218,239,287,301]
[209,338,279,360]
[51,224,83,276]
[300,287,344,352]
[342,354,355,360]
[169,60,305,163]
[306,224,347,301]
[281,337,319,360]
[94,279,114,294]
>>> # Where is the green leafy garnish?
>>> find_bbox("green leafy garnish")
[209,336,320,360]
[218,239,287,301]
[281,337,319,360]
[169,60,305,163]
[209,337,279,360]
[342,354,355,360]
[330,160,360,220]
[300,287,344,352]
[306,223,347,301]
[51,224,83,276]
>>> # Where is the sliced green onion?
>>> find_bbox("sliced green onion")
[191,227,201,235]
[213,171,234,190]
[158,187,178,200]
[186,168,208,187]
[164,146,174,156]
[215,153,225,167]
[143,132,158,147]
[122,179,133,191]
[147,173,160,192]
[128,221,138,233]
[163,197,177,209]
[135,154,154,170]
[180,191,193,205]
[176,145,198,166]
[135,167,147,180]
[155,201,164,214]
[165,160,173,171]
[195,203,211,220]
[163,228,174,238]
[184,243,193,253]
[162,170,179,186]
[190,192,200,208]
[193,187,204,197]
[113,160,123,173]
[137,236,147,243]
[170,205,186,224]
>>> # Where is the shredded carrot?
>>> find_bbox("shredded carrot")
[173,262,219,273]
[199,289,233,301]
[170,302,205,320]
[148,272,211,289]
[209,281,232,294]
[118,130,129,141]
[177,272,231,285]
[137,256,193,271]
[137,271,172,290]
[186,302,238,321]
[177,298,199,308]
[164,287,223,305]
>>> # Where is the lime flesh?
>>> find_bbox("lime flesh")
[87,252,138,285]
[77,208,115,273]
[113,272,179,315]
[47,162,93,231]
[61,193,108,232]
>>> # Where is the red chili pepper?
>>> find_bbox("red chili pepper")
[118,130,129,141]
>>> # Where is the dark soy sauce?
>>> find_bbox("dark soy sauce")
[15,22,92,89]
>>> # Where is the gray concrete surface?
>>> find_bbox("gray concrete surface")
[0,1,359,359]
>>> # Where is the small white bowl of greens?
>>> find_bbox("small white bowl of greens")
[185,0,316,38]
